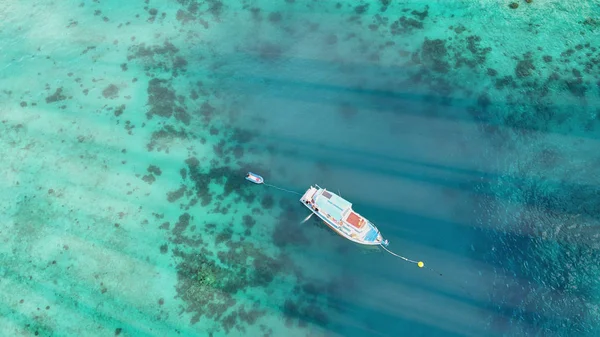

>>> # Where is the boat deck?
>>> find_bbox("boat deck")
[345,211,364,229]
[300,185,384,246]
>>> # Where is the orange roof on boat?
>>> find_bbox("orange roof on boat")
[346,212,364,229]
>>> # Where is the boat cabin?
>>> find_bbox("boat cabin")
[300,185,386,246]
[311,189,378,238]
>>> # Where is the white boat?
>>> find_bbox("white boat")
[245,172,264,184]
[300,185,389,246]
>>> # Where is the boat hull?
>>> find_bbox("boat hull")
[301,201,382,246]
[299,186,388,246]
[245,172,264,184]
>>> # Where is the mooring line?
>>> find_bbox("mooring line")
[263,183,302,195]
[380,244,421,265]
[380,244,443,276]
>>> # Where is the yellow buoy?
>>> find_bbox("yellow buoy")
[418,261,424,268]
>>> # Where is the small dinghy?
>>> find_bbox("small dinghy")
[245,172,264,184]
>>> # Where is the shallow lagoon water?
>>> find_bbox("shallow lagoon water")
[1,1,600,336]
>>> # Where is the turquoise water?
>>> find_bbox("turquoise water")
[1,0,599,336]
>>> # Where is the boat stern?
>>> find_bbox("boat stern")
[300,186,319,205]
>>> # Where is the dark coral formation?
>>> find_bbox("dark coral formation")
[146,78,177,119]
[391,15,598,139]
[484,41,600,135]
[242,215,255,229]
[185,148,273,206]
[419,38,449,73]
[354,4,369,15]
[142,174,156,184]
[127,41,186,76]
[462,35,492,67]
[515,53,535,78]
[379,0,391,12]
[390,16,422,35]
[147,165,162,176]
[182,156,265,205]
[170,213,204,247]
[389,5,428,35]
[45,87,68,104]
[174,248,241,324]
[199,101,216,125]
[114,104,125,117]
[102,84,119,99]
[408,33,492,93]
[146,125,188,152]
[167,185,187,203]
[173,236,309,333]
[175,0,224,25]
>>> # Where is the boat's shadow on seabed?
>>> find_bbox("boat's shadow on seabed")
[302,217,383,255]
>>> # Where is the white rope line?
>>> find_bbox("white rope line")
[380,244,419,264]
[263,183,302,195]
